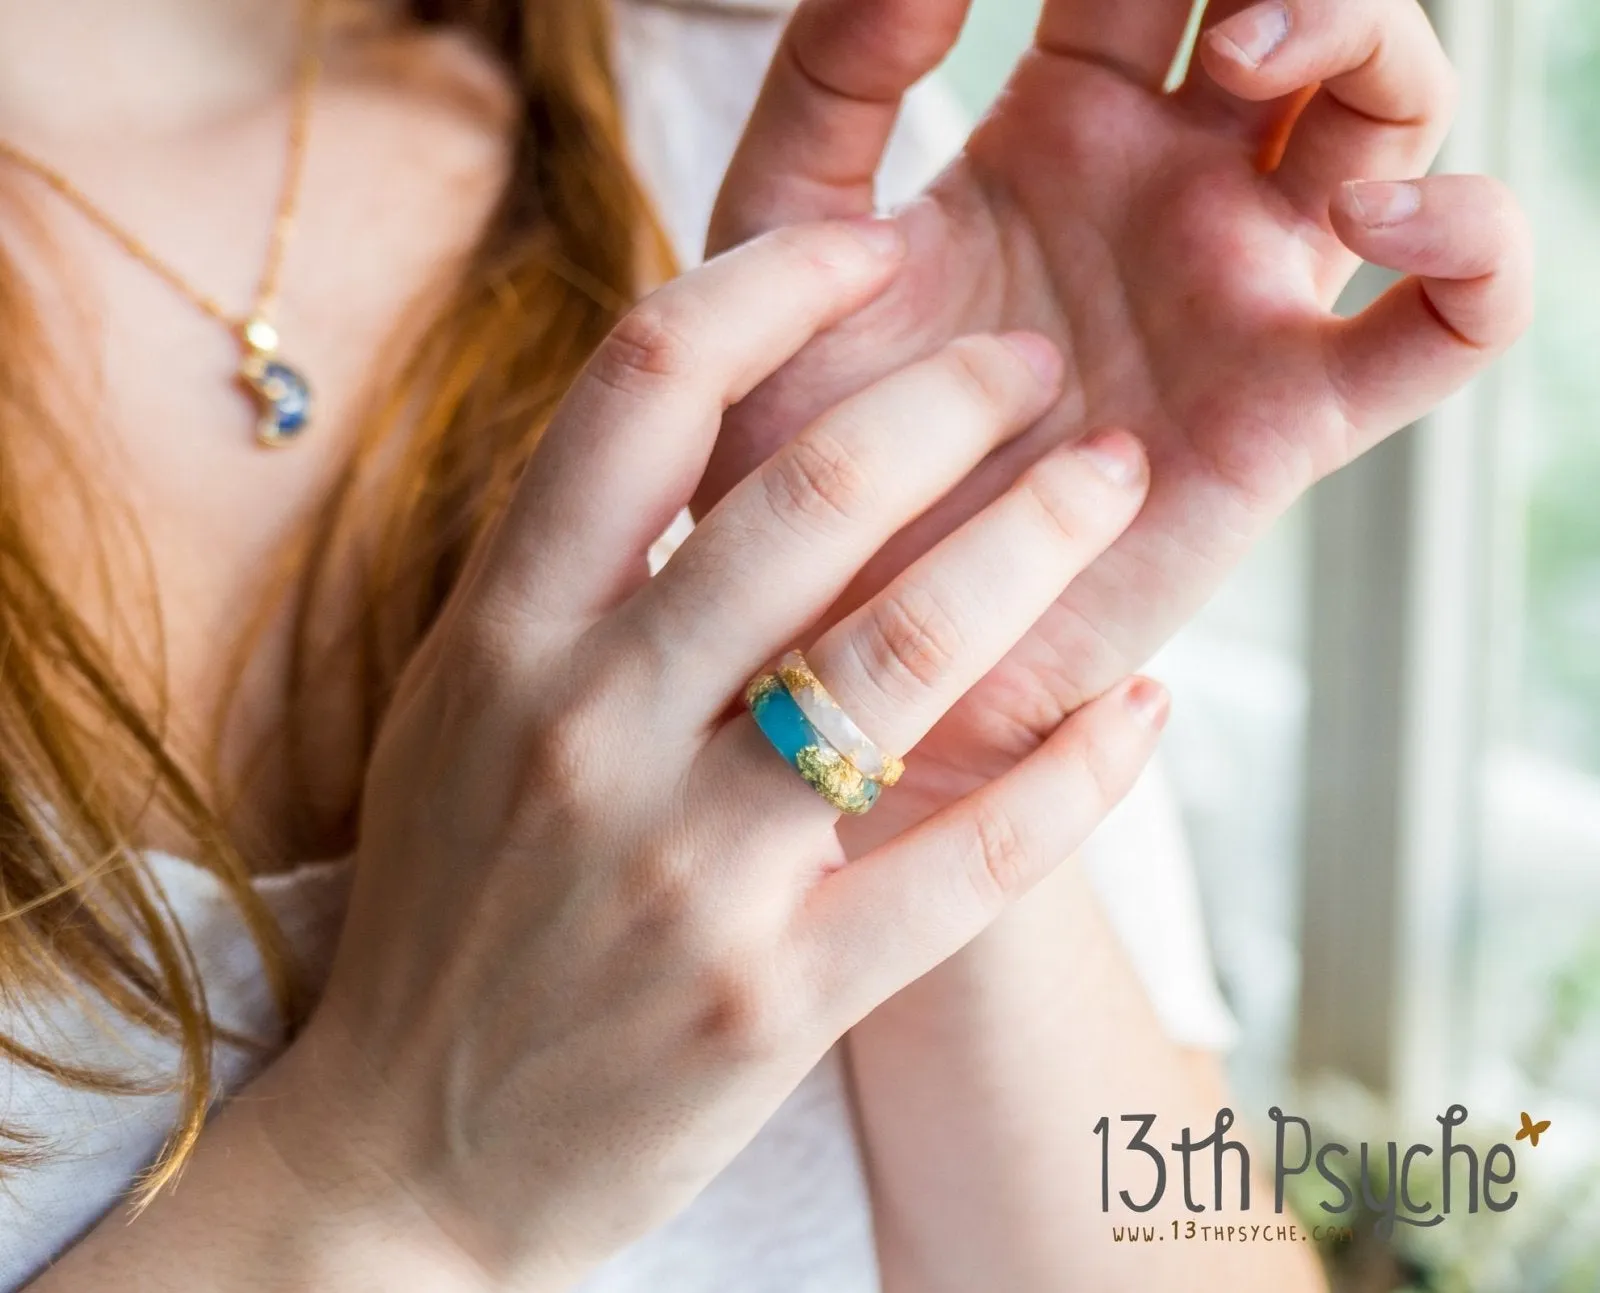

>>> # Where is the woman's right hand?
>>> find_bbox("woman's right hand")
[267,219,1167,1289]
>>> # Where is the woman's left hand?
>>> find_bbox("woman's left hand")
[697,0,1533,836]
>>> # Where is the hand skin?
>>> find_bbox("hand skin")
[26,223,1174,1290]
[698,0,1527,1287]
[703,0,1532,804]
[25,1057,512,1293]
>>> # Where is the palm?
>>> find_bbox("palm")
[973,48,1356,482]
[699,2,1521,824]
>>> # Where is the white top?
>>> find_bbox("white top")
[0,4,1236,1288]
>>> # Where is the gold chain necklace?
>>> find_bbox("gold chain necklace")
[0,0,328,447]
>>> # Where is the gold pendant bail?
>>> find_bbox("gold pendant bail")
[243,317,280,357]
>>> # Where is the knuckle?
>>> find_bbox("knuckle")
[966,799,1033,905]
[763,222,853,280]
[1381,4,1456,127]
[390,618,521,807]
[860,582,964,695]
[694,956,793,1061]
[592,295,703,394]
[1487,178,1535,259]
[622,840,703,935]
[1018,452,1098,550]
[1487,194,1538,338]
[521,672,625,809]
[788,6,958,99]
[761,425,875,533]
[1188,397,1317,504]
[1059,726,1127,815]
[1402,0,1459,113]
[939,336,1028,415]
[1502,271,1537,344]
[452,599,526,704]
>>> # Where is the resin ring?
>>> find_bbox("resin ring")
[776,651,906,788]
[745,673,883,816]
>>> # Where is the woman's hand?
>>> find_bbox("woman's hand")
[262,220,1167,1288]
[699,0,1534,834]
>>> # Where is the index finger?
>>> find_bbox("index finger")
[468,219,907,630]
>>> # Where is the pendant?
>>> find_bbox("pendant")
[238,319,312,447]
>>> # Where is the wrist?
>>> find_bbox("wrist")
[236,1042,498,1292]
[248,1019,577,1293]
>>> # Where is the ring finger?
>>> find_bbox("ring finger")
[807,428,1147,766]
[709,427,1149,823]
[630,332,1065,720]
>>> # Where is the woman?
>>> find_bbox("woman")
[0,0,1527,1289]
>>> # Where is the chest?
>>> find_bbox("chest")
[0,33,510,864]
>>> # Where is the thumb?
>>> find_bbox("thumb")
[709,0,972,254]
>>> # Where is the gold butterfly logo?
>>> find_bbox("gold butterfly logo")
[1516,1112,1551,1147]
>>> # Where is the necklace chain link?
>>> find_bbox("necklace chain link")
[0,0,327,341]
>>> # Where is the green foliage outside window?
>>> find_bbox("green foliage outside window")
[1525,0,1600,772]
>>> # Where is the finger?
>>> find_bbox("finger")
[801,429,1148,759]
[804,676,1171,1022]
[634,332,1068,718]
[1161,0,1315,161]
[1199,0,1456,220]
[468,219,906,628]
[708,0,970,252]
[1327,174,1534,447]
[1037,0,1207,91]
[691,426,1148,835]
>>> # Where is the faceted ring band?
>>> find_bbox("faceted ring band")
[776,650,906,788]
[745,673,883,816]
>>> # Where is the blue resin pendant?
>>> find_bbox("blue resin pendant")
[239,319,312,447]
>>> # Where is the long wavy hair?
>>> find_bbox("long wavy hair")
[0,0,671,1200]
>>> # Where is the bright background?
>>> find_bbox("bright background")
[942,2,1600,1288]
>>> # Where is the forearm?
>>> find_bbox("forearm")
[28,1040,531,1293]
[847,855,1326,1293]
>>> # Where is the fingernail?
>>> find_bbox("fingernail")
[1342,179,1423,227]
[838,213,907,260]
[1001,332,1063,386]
[1211,1,1291,67]
[1074,428,1147,489]
[1124,678,1171,731]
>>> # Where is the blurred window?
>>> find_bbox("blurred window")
[1471,0,1600,1172]
[942,2,1600,1282]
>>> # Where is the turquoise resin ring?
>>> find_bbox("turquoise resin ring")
[777,651,905,788]
[745,673,882,816]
